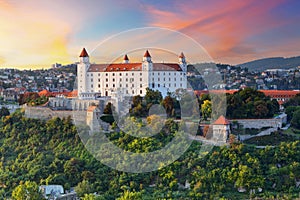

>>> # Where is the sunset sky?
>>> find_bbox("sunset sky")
[0,0,299,68]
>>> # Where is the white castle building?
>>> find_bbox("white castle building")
[77,48,188,99]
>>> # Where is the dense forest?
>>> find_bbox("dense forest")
[0,109,299,199]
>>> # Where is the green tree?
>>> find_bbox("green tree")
[0,107,10,118]
[291,109,300,129]
[117,190,143,200]
[12,181,44,200]
[75,180,93,198]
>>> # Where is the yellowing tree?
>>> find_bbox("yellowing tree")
[12,181,44,200]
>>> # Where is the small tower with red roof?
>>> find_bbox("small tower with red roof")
[78,48,90,97]
[212,115,230,142]
[123,54,129,64]
[178,52,187,72]
[142,50,153,71]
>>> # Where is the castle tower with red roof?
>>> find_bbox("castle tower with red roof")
[142,50,153,71]
[178,52,187,72]
[212,115,230,142]
[78,48,90,98]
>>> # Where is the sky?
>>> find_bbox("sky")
[0,0,299,68]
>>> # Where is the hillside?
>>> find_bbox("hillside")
[0,110,300,199]
[237,56,300,71]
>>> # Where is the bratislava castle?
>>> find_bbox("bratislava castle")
[77,48,187,99]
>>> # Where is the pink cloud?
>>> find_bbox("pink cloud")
[145,0,289,64]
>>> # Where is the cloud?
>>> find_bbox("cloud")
[144,0,290,64]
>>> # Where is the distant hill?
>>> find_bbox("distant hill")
[237,56,300,71]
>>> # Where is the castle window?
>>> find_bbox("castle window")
[98,84,100,88]
[132,73,134,76]
[106,73,108,76]
[126,78,128,82]
[120,73,122,76]
[113,78,115,82]
[140,78,142,81]
[158,78,160,81]
[112,73,115,76]
[174,78,176,81]
[120,84,122,87]
[91,73,93,76]
[98,73,100,76]
[91,84,93,88]
[140,90,143,94]
[140,84,142,88]
[113,84,115,88]
[140,73,142,76]
[158,84,160,87]
[98,78,100,82]
[91,79,93,82]
[106,78,108,82]
[106,84,108,87]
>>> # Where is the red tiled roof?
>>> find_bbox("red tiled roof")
[259,90,299,97]
[67,90,78,97]
[213,115,230,125]
[144,50,151,57]
[79,48,89,57]
[87,63,182,72]
[38,89,53,97]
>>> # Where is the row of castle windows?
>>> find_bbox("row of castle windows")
[87,72,186,77]
[90,83,182,89]
[87,77,184,82]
